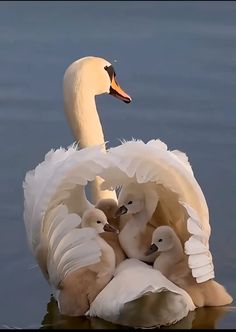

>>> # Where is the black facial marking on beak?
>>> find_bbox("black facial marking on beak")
[114,205,128,218]
[104,65,115,82]
[145,243,158,256]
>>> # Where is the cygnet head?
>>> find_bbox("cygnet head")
[95,198,118,220]
[145,226,180,256]
[81,208,118,234]
[115,194,144,218]
[115,182,158,219]
[64,56,131,103]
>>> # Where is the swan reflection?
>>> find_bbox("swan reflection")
[40,294,231,329]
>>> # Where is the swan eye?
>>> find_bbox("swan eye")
[158,239,163,242]
[127,201,133,205]
[96,221,102,224]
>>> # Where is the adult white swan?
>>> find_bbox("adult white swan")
[23,56,196,328]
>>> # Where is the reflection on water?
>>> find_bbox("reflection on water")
[41,295,125,329]
[40,295,233,330]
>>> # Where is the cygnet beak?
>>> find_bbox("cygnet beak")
[114,205,128,218]
[145,243,158,256]
[103,223,119,233]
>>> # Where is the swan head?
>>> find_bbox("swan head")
[115,182,159,219]
[145,226,179,255]
[64,56,131,103]
[81,208,118,234]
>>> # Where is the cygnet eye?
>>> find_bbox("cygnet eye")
[127,201,133,205]
[96,221,102,224]
[158,239,163,242]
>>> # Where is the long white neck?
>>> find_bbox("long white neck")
[64,74,117,204]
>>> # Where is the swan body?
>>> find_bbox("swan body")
[147,226,233,307]
[88,258,196,328]
[23,142,195,326]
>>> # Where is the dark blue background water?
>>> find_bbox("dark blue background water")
[0,1,235,329]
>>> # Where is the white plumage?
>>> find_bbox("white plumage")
[88,259,195,328]
[105,139,209,226]
[101,139,214,282]
[23,144,111,287]
[22,56,232,327]
[183,203,214,282]
[23,138,232,325]
[22,141,198,327]
[23,144,109,252]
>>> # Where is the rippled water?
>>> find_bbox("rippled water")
[0,1,235,329]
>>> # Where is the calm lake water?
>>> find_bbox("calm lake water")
[0,1,235,329]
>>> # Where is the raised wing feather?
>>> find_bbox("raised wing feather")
[171,150,194,176]
[185,236,209,254]
[47,225,101,287]
[43,203,102,287]
[23,143,110,255]
[48,212,81,253]
[147,139,194,176]
[104,139,209,234]
[102,139,213,283]
[184,205,214,282]
[23,144,75,252]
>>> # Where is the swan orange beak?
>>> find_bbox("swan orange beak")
[145,244,158,256]
[109,76,132,104]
